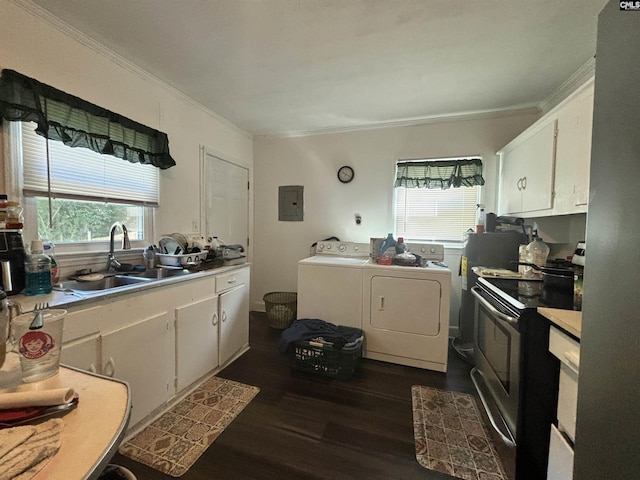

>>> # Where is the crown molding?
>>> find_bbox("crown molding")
[539,57,596,114]
[9,0,252,140]
[256,105,541,139]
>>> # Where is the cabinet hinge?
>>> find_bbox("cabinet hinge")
[247,180,250,190]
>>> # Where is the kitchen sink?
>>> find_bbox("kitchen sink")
[129,268,193,280]
[55,275,153,293]
[54,268,195,295]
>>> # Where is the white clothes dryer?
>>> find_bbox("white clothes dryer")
[362,259,451,372]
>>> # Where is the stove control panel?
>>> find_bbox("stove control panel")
[315,241,370,257]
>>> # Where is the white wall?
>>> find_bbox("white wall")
[0,0,253,251]
[252,112,540,326]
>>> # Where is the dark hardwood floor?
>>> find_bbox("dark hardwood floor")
[112,312,478,479]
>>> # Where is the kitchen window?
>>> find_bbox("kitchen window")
[6,121,157,252]
[394,157,483,243]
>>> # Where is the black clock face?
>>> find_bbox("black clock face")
[338,166,354,183]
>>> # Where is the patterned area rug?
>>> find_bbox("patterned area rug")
[119,377,259,477]
[411,385,508,480]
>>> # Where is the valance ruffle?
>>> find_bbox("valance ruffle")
[0,69,175,169]
[395,158,484,189]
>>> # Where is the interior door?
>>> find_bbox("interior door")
[203,149,249,247]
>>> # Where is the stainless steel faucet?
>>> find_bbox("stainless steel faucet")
[107,222,131,271]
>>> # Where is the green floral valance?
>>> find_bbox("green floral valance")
[0,69,176,169]
[394,158,484,189]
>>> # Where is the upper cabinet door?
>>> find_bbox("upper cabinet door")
[498,119,556,216]
[553,81,594,213]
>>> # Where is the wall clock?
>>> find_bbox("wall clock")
[337,165,354,184]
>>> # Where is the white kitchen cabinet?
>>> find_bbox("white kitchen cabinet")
[498,77,594,218]
[57,264,249,431]
[552,80,594,214]
[175,294,219,392]
[61,304,101,373]
[101,311,173,427]
[498,119,556,216]
[547,326,580,480]
[60,334,99,373]
[216,267,250,366]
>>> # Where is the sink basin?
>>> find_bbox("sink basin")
[56,275,152,293]
[129,268,193,280]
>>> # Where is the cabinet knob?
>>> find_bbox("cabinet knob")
[212,312,218,326]
[521,176,527,190]
[222,310,227,323]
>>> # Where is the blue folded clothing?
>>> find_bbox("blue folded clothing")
[278,318,362,354]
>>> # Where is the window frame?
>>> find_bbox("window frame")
[4,122,155,255]
[393,157,483,245]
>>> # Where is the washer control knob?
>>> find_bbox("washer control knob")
[338,244,347,252]
[326,244,332,250]
[420,247,427,253]
[430,247,436,254]
[317,243,324,251]
[354,245,359,251]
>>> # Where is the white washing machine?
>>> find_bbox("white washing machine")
[362,243,451,372]
[297,241,369,329]
[297,240,451,373]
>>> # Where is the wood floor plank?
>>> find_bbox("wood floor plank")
[112,311,475,479]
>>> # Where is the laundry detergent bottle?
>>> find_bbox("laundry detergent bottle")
[378,233,397,257]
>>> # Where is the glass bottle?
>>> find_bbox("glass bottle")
[24,240,52,296]
[524,231,550,277]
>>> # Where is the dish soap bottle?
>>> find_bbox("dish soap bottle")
[524,231,550,277]
[42,240,59,285]
[24,240,52,296]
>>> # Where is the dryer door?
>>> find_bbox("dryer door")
[369,276,441,336]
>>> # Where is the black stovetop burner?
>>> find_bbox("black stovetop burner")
[480,277,575,311]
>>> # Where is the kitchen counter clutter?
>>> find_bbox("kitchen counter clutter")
[0,365,130,480]
[4,263,250,433]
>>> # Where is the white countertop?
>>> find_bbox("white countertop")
[538,307,582,340]
[9,263,250,313]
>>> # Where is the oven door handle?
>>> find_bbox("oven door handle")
[471,286,519,329]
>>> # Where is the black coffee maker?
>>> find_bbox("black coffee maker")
[0,231,25,295]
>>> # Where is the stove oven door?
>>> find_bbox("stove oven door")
[471,286,521,446]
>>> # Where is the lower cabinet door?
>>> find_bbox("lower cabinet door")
[175,295,219,392]
[101,312,173,427]
[61,335,100,373]
[547,424,574,480]
[219,283,249,366]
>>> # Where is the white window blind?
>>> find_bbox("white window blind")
[395,184,479,242]
[21,122,159,206]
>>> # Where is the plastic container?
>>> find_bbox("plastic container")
[476,207,485,233]
[289,326,363,380]
[395,236,407,255]
[263,292,297,329]
[524,232,550,277]
[377,233,396,257]
[143,245,156,269]
[24,240,52,296]
[42,240,59,284]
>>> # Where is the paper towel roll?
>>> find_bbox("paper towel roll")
[0,387,75,409]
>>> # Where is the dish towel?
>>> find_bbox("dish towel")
[0,418,63,480]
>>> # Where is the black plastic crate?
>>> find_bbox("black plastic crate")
[289,327,363,380]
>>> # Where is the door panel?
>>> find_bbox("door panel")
[204,151,249,247]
